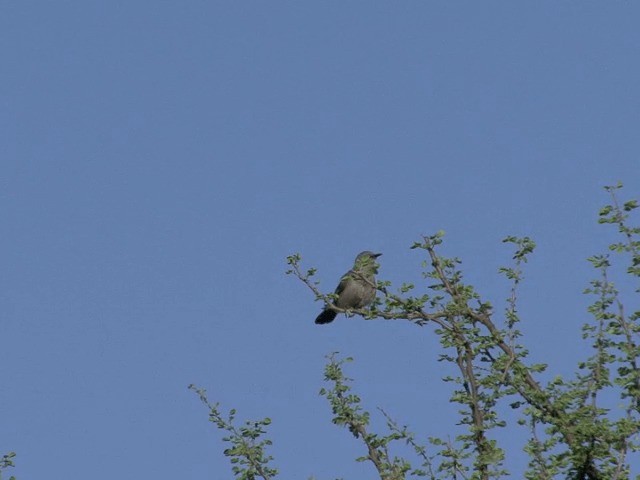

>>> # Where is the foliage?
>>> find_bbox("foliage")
[193,185,639,480]
[188,384,278,480]
[0,452,16,480]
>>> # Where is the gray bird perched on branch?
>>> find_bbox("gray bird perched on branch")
[315,251,382,325]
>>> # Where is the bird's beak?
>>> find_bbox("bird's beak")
[373,253,382,258]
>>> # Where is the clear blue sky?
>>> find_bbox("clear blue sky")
[2,2,639,478]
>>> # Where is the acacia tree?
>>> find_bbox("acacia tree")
[191,184,639,480]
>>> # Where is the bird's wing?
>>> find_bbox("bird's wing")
[334,271,353,296]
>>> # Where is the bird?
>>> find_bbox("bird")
[315,251,382,325]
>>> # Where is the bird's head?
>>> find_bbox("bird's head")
[353,251,382,273]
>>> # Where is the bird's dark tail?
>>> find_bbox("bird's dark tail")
[315,309,337,325]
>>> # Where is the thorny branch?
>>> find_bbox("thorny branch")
[287,187,639,479]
